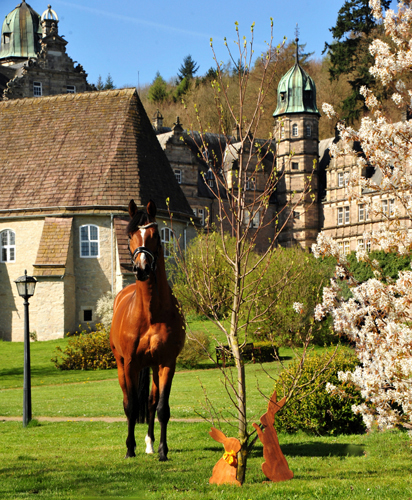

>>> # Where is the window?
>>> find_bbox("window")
[292,124,298,137]
[291,162,299,170]
[174,169,182,184]
[358,204,365,222]
[344,206,350,224]
[366,240,371,252]
[198,208,205,226]
[338,242,343,253]
[358,239,364,250]
[389,198,395,216]
[1,229,15,262]
[80,225,99,258]
[382,199,388,216]
[244,210,260,228]
[338,207,349,225]
[343,241,350,255]
[83,309,92,322]
[280,92,286,102]
[281,125,285,139]
[306,125,311,137]
[246,177,255,190]
[3,34,10,44]
[66,85,76,94]
[338,207,343,225]
[33,81,42,97]
[293,211,300,219]
[161,227,174,257]
[338,172,344,187]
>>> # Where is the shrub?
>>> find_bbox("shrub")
[177,330,210,368]
[52,325,116,370]
[251,341,279,362]
[273,349,366,435]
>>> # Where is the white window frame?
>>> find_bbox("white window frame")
[174,169,182,184]
[343,241,350,255]
[337,207,343,225]
[382,199,388,216]
[1,229,16,263]
[366,240,371,252]
[357,239,364,250]
[344,206,350,224]
[338,172,344,187]
[389,198,395,216]
[80,224,99,258]
[244,210,260,229]
[281,125,285,139]
[33,81,42,97]
[358,204,365,222]
[66,85,76,94]
[292,124,298,137]
[160,227,174,258]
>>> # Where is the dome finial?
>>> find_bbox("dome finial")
[295,23,300,64]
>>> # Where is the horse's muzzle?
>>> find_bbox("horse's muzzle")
[133,264,150,281]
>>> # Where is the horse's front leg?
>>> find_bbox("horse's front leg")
[123,360,140,458]
[145,366,159,455]
[157,365,175,462]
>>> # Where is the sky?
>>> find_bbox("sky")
[1,0,383,89]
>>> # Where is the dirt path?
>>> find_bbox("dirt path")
[0,416,205,423]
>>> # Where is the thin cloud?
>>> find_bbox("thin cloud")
[54,0,215,39]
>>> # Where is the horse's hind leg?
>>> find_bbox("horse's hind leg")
[157,365,175,462]
[145,366,159,455]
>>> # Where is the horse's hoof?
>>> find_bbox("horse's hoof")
[159,455,168,462]
[125,451,136,459]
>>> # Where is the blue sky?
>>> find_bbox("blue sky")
[1,0,375,88]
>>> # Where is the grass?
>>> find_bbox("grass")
[1,325,411,498]
[0,421,410,499]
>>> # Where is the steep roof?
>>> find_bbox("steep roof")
[0,88,193,217]
[34,217,73,276]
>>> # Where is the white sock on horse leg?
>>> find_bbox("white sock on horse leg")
[145,435,154,454]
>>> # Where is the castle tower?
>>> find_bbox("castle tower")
[273,37,320,248]
[41,4,59,37]
[0,1,42,64]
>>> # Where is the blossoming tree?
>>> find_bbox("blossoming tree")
[314,0,412,430]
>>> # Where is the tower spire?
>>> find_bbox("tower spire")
[295,23,300,65]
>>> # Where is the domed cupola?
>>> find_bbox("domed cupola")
[0,1,42,61]
[273,39,320,118]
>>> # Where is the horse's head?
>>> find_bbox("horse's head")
[127,200,160,281]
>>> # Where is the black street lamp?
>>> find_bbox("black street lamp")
[14,270,37,427]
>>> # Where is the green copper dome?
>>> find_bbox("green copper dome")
[273,49,320,117]
[0,1,42,60]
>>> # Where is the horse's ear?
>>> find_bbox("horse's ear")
[147,200,157,219]
[128,200,138,219]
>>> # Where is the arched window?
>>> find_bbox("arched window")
[80,225,99,258]
[292,124,298,137]
[306,124,312,137]
[1,229,15,262]
[161,227,174,257]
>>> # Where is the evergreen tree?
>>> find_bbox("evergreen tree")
[177,55,199,82]
[324,0,390,123]
[96,75,104,90]
[148,72,168,103]
[104,73,115,90]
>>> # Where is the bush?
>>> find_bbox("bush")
[273,350,366,435]
[251,341,279,362]
[177,330,210,368]
[52,325,116,370]
[96,291,115,331]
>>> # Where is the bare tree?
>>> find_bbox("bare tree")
[171,21,335,484]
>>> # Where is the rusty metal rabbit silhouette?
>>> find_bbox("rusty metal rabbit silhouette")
[209,427,241,486]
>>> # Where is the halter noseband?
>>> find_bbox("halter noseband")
[128,222,159,276]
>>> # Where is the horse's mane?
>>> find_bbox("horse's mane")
[126,211,151,234]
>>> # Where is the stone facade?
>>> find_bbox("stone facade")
[0,2,93,100]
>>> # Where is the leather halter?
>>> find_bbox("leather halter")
[128,222,159,276]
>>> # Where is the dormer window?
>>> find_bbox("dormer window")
[292,124,298,137]
[66,85,76,94]
[33,81,42,97]
[280,92,286,102]
[3,33,10,44]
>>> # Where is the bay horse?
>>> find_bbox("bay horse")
[110,199,186,460]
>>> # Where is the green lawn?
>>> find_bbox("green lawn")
[0,421,410,499]
[1,329,411,499]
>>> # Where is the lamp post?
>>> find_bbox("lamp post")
[14,270,37,427]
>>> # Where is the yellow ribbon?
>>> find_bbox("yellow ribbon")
[223,450,237,466]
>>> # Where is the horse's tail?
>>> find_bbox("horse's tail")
[136,366,150,424]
